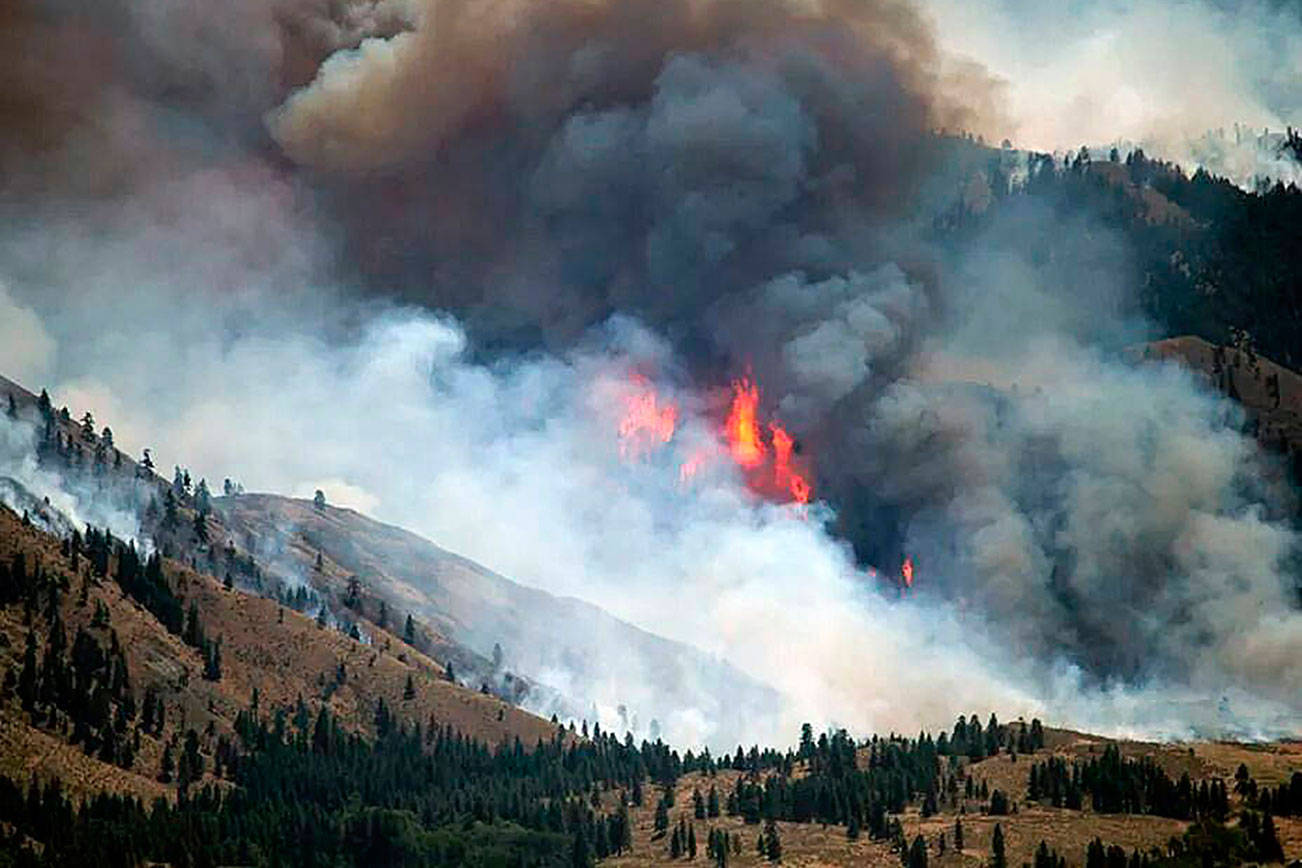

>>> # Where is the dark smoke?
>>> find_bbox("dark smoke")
[2,0,1301,739]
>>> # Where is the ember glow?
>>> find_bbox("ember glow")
[617,376,678,458]
[902,556,914,589]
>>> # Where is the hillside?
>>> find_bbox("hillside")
[214,493,779,743]
[1,375,1301,866]
[0,371,776,746]
[1135,335,1302,468]
[600,727,1302,867]
[0,500,561,804]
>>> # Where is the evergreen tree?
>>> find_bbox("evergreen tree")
[908,834,928,868]
[158,743,174,783]
[404,613,416,645]
[1086,837,1106,868]
[202,639,222,681]
[403,674,416,701]
[954,818,964,851]
[17,631,38,710]
[991,823,1007,868]
[762,818,781,862]
[989,788,1009,815]
[654,798,670,836]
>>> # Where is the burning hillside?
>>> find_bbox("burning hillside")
[617,373,813,505]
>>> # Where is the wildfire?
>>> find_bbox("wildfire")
[901,556,914,589]
[770,420,812,505]
[720,377,814,505]
[613,372,814,505]
[617,376,678,459]
[724,378,765,468]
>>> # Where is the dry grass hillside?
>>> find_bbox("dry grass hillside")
[599,730,1302,867]
[214,492,779,740]
[0,502,562,803]
[1134,335,1302,468]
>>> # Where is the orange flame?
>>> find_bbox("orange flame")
[901,556,914,589]
[725,378,765,469]
[614,372,814,505]
[721,377,813,504]
[770,421,812,504]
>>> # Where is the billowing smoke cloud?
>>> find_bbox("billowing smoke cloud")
[919,0,1302,184]
[1,0,1301,746]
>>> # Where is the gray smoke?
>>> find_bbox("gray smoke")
[918,0,1302,185]
[1,0,1300,744]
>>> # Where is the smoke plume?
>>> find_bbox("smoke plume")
[1,0,1300,746]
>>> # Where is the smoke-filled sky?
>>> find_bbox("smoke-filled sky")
[2,0,1301,747]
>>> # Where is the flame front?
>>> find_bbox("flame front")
[614,372,813,505]
[721,377,814,505]
[770,421,812,505]
[902,556,914,589]
[724,378,765,469]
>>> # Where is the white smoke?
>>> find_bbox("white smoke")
[922,0,1302,185]
[3,0,1302,750]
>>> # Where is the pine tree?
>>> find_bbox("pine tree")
[404,613,416,645]
[17,631,38,710]
[908,834,928,868]
[654,798,669,836]
[1086,838,1105,868]
[763,818,781,862]
[202,639,222,681]
[617,801,632,853]
[183,603,204,649]
[688,824,697,860]
[954,818,964,851]
[707,785,720,818]
[1258,812,1285,862]
[159,744,174,783]
[194,479,211,516]
[991,823,1007,868]
[403,674,416,700]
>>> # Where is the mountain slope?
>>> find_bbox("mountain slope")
[215,493,779,745]
[0,498,564,802]
[0,370,778,747]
